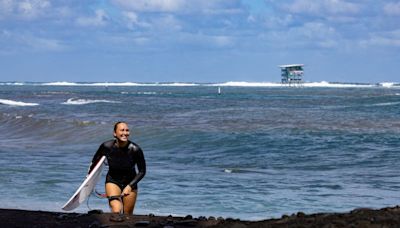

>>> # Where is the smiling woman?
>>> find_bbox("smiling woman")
[88,121,146,217]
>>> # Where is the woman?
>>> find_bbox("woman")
[88,121,146,215]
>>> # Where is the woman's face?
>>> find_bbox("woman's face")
[114,123,130,142]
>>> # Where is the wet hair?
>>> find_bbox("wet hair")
[113,121,127,132]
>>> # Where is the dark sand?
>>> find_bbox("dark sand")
[1,206,400,227]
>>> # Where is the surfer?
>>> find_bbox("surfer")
[88,121,146,215]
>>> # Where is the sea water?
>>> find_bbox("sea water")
[0,82,399,220]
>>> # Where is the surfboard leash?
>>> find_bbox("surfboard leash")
[86,191,93,211]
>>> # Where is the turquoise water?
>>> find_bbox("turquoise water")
[0,84,399,220]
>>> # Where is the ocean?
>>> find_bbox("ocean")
[0,81,399,220]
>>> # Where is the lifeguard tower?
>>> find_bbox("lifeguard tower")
[279,64,304,85]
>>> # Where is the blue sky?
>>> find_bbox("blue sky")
[0,0,399,83]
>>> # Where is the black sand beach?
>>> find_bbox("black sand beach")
[1,206,400,227]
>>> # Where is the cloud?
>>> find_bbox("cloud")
[76,9,108,27]
[294,22,337,39]
[111,0,244,15]
[284,0,360,16]
[0,29,66,53]
[122,11,150,30]
[112,0,186,13]
[25,36,66,51]
[176,32,235,48]
[263,14,294,29]
[0,0,14,17]
[383,2,400,16]
[153,14,182,32]
[0,0,51,19]
[122,12,183,32]
[18,0,50,18]
[360,29,400,47]
[259,21,340,50]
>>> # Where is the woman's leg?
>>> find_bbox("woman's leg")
[106,183,123,213]
[123,189,138,214]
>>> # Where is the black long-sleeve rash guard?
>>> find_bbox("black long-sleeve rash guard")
[88,139,146,189]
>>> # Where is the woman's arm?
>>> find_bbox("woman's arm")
[128,147,146,188]
[87,143,106,175]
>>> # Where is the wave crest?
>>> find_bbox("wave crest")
[61,98,120,105]
[0,99,39,106]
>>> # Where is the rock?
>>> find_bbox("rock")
[174,219,198,226]
[281,214,289,219]
[198,216,207,221]
[297,212,306,217]
[56,214,68,220]
[88,220,101,228]
[135,220,150,226]
[88,210,103,215]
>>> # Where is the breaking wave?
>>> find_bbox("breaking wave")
[40,82,196,86]
[0,99,39,106]
[213,81,378,88]
[1,81,399,88]
[61,98,121,105]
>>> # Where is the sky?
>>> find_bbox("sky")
[0,0,399,83]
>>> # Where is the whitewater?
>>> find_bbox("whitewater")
[0,82,399,220]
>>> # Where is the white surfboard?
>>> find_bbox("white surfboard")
[62,156,106,211]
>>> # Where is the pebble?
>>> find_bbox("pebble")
[56,214,68,220]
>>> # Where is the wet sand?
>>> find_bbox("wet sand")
[1,206,400,227]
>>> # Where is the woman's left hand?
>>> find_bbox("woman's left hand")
[122,185,132,195]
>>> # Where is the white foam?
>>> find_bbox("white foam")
[211,81,377,88]
[370,101,400,107]
[378,82,396,88]
[0,82,25,86]
[1,81,399,88]
[161,82,198,86]
[120,91,158,95]
[224,169,233,173]
[303,81,374,88]
[90,82,140,86]
[42,81,80,86]
[138,92,157,95]
[62,98,121,105]
[0,99,39,106]
[41,81,139,86]
[40,82,196,87]
[213,81,282,87]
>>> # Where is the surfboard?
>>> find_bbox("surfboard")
[62,156,106,211]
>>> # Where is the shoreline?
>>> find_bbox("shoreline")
[1,206,400,227]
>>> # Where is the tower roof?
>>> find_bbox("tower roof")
[279,64,304,68]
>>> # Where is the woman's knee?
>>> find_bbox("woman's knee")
[123,190,138,214]
[105,183,124,213]
[108,199,122,213]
